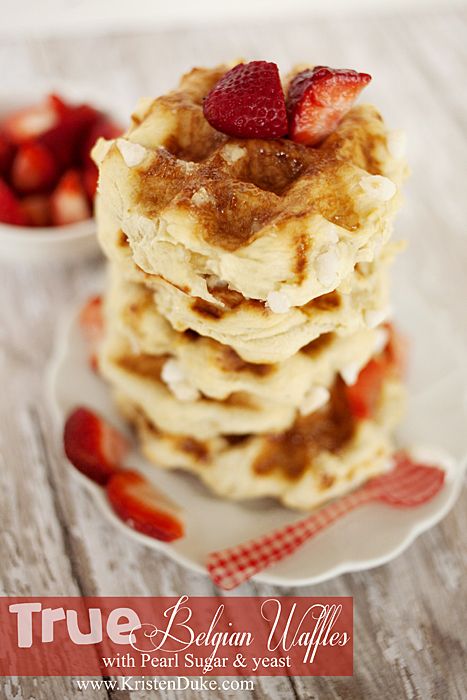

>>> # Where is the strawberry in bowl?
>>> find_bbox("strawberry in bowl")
[0,90,122,263]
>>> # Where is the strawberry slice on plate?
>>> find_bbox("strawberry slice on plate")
[287,66,371,145]
[203,61,288,139]
[79,295,104,371]
[11,142,58,194]
[0,178,29,226]
[50,169,91,225]
[64,406,130,485]
[107,469,185,542]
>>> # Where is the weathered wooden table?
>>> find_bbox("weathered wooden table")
[1,9,466,699]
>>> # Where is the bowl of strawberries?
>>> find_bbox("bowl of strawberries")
[0,90,122,263]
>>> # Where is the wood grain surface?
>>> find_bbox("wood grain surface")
[1,8,466,699]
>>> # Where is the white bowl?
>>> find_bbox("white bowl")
[0,218,99,264]
[0,83,125,265]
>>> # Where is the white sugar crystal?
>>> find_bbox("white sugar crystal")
[387,129,407,159]
[206,275,228,289]
[117,138,147,167]
[299,386,330,416]
[221,144,246,164]
[161,358,185,384]
[161,359,200,402]
[191,187,215,207]
[324,230,339,244]
[266,291,291,314]
[92,138,113,164]
[373,326,390,355]
[315,250,340,287]
[365,305,392,328]
[340,362,363,386]
[360,175,396,202]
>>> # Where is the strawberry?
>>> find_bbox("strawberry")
[385,323,408,378]
[106,469,185,542]
[20,194,51,227]
[50,169,91,226]
[11,142,58,194]
[0,178,29,225]
[2,97,58,144]
[39,103,100,168]
[0,133,15,177]
[345,356,387,420]
[64,407,130,485]
[82,162,99,202]
[203,61,288,139]
[79,295,104,371]
[286,66,371,145]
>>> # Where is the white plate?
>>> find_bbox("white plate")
[47,271,467,588]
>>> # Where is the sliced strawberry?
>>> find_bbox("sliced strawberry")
[106,469,185,542]
[346,356,387,420]
[39,103,100,168]
[79,295,104,371]
[385,323,408,378]
[203,61,288,139]
[50,169,91,226]
[11,142,58,194]
[2,97,58,144]
[48,93,71,118]
[0,133,15,177]
[81,117,122,167]
[20,194,51,227]
[82,162,99,202]
[287,66,371,145]
[64,407,130,485]
[0,178,29,225]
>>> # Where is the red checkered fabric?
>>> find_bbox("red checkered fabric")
[206,455,445,590]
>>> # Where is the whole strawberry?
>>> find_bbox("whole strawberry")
[287,66,372,145]
[203,61,288,139]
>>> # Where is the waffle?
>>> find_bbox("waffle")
[93,64,407,310]
[104,266,389,408]
[115,375,405,511]
[105,240,396,364]
[93,61,408,511]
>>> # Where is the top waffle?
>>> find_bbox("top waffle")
[93,64,408,309]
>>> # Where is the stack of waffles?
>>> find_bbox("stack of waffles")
[92,64,408,510]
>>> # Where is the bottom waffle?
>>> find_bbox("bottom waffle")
[114,376,405,511]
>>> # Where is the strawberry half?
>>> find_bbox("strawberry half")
[0,178,29,226]
[11,142,58,194]
[39,103,100,169]
[2,97,58,144]
[107,469,185,542]
[0,133,14,177]
[287,66,371,145]
[203,61,288,139]
[20,194,51,227]
[50,169,91,226]
[64,407,130,485]
[346,357,387,420]
[79,295,104,371]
